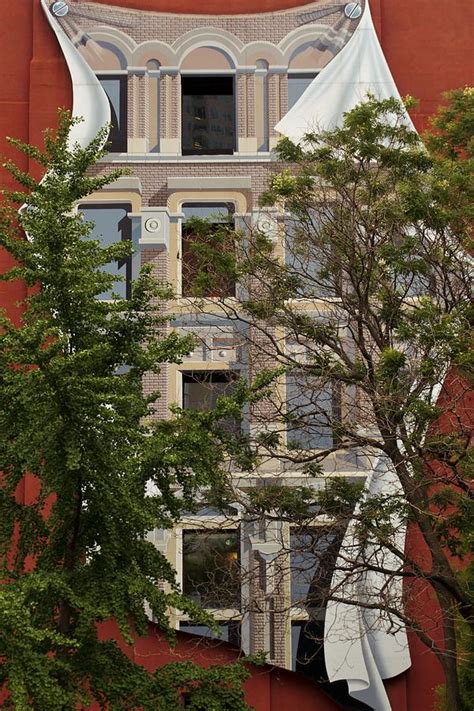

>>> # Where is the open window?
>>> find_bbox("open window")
[181,76,235,155]
[97,74,128,152]
[181,202,236,298]
[78,203,132,300]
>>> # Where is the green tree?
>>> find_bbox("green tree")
[0,112,251,710]
[186,93,473,709]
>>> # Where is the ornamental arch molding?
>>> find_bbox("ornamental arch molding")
[241,42,285,67]
[279,25,332,64]
[83,28,135,69]
[173,28,244,68]
[133,41,177,68]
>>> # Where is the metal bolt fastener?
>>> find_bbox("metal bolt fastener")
[344,2,362,20]
[51,2,69,17]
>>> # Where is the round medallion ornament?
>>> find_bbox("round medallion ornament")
[145,217,161,233]
[344,2,362,20]
[51,1,69,16]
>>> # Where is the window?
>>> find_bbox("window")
[291,621,319,671]
[181,203,236,297]
[180,621,241,646]
[285,214,337,298]
[181,370,240,433]
[286,375,341,450]
[78,203,132,300]
[182,530,240,609]
[290,529,341,607]
[181,76,235,155]
[97,74,127,152]
[287,73,318,110]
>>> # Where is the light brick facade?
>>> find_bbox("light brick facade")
[60,0,369,672]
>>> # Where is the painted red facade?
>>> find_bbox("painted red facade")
[0,2,472,709]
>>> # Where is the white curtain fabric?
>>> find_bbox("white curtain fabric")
[275,1,415,141]
[41,0,110,150]
[324,455,411,711]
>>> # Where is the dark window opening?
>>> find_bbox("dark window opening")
[181,203,236,297]
[181,370,241,433]
[78,203,132,300]
[98,74,128,152]
[182,76,235,155]
[182,530,240,609]
[290,527,369,711]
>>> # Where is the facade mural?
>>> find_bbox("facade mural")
[28,2,463,709]
[43,0,410,710]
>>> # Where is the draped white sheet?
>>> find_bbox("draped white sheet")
[40,1,110,150]
[324,455,411,711]
[275,1,415,141]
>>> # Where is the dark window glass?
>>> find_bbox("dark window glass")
[182,530,240,609]
[287,73,318,110]
[98,75,128,152]
[290,528,370,710]
[182,371,240,433]
[78,203,132,299]
[290,529,340,607]
[286,375,341,450]
[182,76,235,155]
[179,621,241,646]
[181,203,235,297]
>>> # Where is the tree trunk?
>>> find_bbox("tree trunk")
[441,651,463,711]
[438,588,463,711]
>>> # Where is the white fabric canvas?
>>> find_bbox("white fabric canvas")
[275,1,415,141]
[41,0,110,150]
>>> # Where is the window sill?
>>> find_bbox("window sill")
[99,152,275,164]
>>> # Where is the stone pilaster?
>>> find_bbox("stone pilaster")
[127,67,149,154]
[159,69,181,155]
[268,70,287,150]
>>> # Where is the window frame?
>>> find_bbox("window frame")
[77,201,133,300]
[287,71,319,111]
[179,201,237,299]
[181,527,241,610]
[97,73,128,153]
[180,74,236,156]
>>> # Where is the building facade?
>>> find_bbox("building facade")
[1,1,473,709]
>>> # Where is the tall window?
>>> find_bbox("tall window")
[290,529,341,608]
[287,73,318,110]
[182,530,240,609]
[181,203,236,297]
[78,203,132,299]
[97,75,128,152]
[286,374,341,450]
[181,76,235,155]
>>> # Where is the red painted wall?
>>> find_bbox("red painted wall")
[96,620,343,711]
[1,2,472,708]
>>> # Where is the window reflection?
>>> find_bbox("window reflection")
[182,530,240,609]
